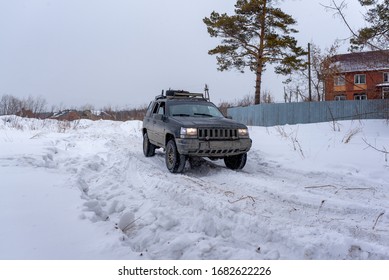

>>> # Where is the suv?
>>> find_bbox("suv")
[142,90,252,173]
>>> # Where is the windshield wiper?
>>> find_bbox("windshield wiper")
[194,113,213,117]
[172,113,191,117]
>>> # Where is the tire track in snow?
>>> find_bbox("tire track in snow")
[4,118,387,259]
[64,127,389,259]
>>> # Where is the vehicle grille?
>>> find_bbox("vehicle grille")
[198,128,238,140]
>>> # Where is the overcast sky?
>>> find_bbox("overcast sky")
[0,0,364,109]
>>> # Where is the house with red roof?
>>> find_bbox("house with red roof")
[325,50,389,101]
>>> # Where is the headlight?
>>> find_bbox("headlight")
[238,128,249,138]
[180,127,198,138]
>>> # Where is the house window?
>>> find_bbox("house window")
[384,72,389,83]
[334,95,346,101]
[354,94,367,100]
[354,74,366,84]
[334,75,345,86]
[383,87,389,99]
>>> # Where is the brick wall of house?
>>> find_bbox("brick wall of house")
[326,70,388,101]
[325,50,389,101]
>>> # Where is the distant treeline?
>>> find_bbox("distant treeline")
[0,94,148,121]
[0,93,274,121]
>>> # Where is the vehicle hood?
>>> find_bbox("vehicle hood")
[169,116,247,128]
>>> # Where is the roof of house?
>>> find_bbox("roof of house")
[332,50,389,73]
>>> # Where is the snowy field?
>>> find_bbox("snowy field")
[0,116,388,260]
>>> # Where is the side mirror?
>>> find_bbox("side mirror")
[226,115,233,119]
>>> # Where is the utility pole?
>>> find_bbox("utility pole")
[308,43,312,101]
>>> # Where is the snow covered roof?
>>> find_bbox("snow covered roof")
[332,50,389,73]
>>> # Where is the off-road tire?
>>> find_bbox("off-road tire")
[224,153,247,170]
[165,139,186,173]
[143,132,156,157]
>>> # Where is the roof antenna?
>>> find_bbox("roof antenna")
[204,84,210,101]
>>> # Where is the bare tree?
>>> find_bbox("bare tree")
[284,42,340,102]
[218,101,234,117]
[261,90,274,103]
[0,95,22,115]
[235,94,255,107]
[22,95,47,115]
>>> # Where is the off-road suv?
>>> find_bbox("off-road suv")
[142,90,252,173]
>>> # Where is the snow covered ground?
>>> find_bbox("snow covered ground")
[0,116,388,260]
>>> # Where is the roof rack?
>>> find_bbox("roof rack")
[155,89,209,101]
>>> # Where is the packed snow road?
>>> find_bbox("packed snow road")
[1,116,388,259]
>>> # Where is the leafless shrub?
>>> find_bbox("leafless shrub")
[79,103,95,112]
[235,94,255,107]
[363,138,388,162]
[291,135,305,159]
[275,126,305,158]
[343,128,362,144]
[57,120,71,133]
[327,105,341,131]
[218,101,234,116]
[275,126,289,138]
[217,90,274,118]
[1,116,24,130]
[71,119,81,130]
[261,90,274,103]
[107,105,148,121]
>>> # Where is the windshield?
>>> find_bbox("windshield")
[168,103,224,118]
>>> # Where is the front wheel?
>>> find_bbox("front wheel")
[165,139,186,173]
[224,153,247,170]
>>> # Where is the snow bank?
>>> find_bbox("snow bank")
[1,116,388,259]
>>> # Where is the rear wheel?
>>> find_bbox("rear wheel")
[224,153,247,170]
[165,139,186,173]
[143,132,155,157]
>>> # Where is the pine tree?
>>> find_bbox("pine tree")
[203,0,306,104]
[350,0,389,51]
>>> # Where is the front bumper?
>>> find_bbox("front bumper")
[175,138,252,157]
